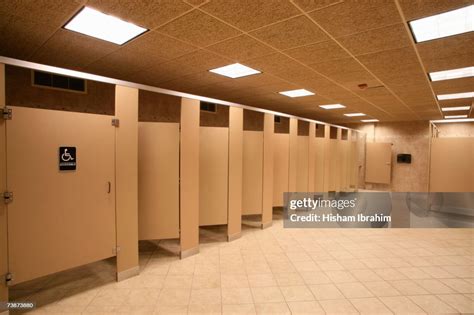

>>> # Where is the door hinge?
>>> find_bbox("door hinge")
[5,272,13,286]
[112,246,121,255]
[112,118,120,127]
[3,191,13,204]
[1,107,12,120]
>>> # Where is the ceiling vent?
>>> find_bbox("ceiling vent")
[33,70,86,93]
[200,101,217,113]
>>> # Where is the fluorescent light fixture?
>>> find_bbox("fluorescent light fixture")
[361,119,379,123]
[344,113,366,117]
[279,89,315,98]
[209,63,261,78]
[64,7,147,45]
[437,92,474,100]
[432,118,474,123]
[445,115,468,119]
[319,104,346,109]
[441,106,471,111]
[429,66,474,81]
[409,5,474,43]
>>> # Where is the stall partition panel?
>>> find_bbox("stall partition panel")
[328,139,341,191]
[350,141,359,188]
[242,131,263,215]
[273,133,289,206]
[340,141,351,190]
[430,137,474,192]
[365,142,392,184]
[199,127,229,226]
[138,122,179,240]
[296,136,309,192]
[6,107,116,284]
[314,138,325,192]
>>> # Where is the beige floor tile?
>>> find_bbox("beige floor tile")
[273,272,305,286]
[279,285,315,302]
[309,283,345,300]
[324,270,357,283]
[193,273,221,289]
[122,288,160,306]
[88,288,130,306]
[441,278,474,293]
[222,303,256,315]
[189,288,222,305]
[220,274,249,288]
[292,260,320,272]
[247,273,277,287]
[319,298,359,314]
[116,304,156,314]
[299,271,332,285]
[338,259,367,270]
[163,275,193,289]
[286,251,312,262]
[419,266,455,279]
[437,294,474,313]
[379,296,426,314]
[336,282,374,299]
[154,304,188,314]
[351,269,383,282]
[287,300,325,315]
[157,288,190,306]
[442,265,474,278]
[56,288,99,306]
[397,267,431,280]
[360,258,387,269]
[408,295,458,314]
[82,304,117,314]
[363,281,401,297]
[188,303,222,314]
[251,286,285,303]
[255,302,291,314]
[141,275,166,289]
[389,279,430,295]
[415,279,456,294]
[221,287,253,304]
[374,268,408,281]
[350,297,393,314]
[315,259,345,271]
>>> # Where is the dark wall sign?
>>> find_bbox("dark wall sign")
[397,153,412,164]
[59,147,76,171]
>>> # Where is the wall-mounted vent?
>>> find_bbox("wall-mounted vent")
[274,116,281,123]
[200,101,217,113]
[32,70,86,93]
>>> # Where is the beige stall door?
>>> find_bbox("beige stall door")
[314,138,325,192]
[138,122,179,240]
[199,127,229,226]
[430,137,474,192]
[6,107,116,284]
[365,142,392,184]
[242,131,263,215]
[296,136,309,192]
[273,133,289,206]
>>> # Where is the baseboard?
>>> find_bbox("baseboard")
[261,221,272,229]
[180,246,199,259]
[116,265,139,282]
[227,231,241,242]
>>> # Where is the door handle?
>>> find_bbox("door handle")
[107,181,111,194]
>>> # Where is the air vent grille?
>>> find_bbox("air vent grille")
[33,70,86,93]
[200,101,217,113]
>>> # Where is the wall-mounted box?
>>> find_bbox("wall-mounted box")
[397,153,411,164]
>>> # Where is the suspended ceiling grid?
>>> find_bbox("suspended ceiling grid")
[0,0,472,123]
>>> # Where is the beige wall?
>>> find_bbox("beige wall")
[0,64,8,312]
[115,85,139,279]
[180,98,200,257]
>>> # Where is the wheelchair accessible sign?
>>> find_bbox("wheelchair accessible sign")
[59,147,76,171]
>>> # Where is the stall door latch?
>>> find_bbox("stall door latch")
[5,272,13,286]
[1,107,12,120]
[3,191,13,204]
[111,118,120,127]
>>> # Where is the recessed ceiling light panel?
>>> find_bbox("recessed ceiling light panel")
[319,104,346,109]
[64,7,148,45]
[432,118,474,123]
[441,106,471,111]
[344,113,366,117]
[429,66,474,81]
[409,5,474,43]
[445,115,468,119]
[209,63,261,78]
[437,92,474,100]
[361,119,379,123]
[279,89,315,98]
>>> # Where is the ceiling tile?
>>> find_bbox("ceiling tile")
[206,35,275,61]
[285,40,350,65]
[309,0,402,38]
[157,10,241,47]
[30,29,120,70]
[245,53,298,75]
[398,0,472,21]
[337,24,411,56]
[250,16,328,50]
[200,0,301,31]
[431,77,474,95]
[86,0,193,29]
[170,49,233,72]
[292,0,343,12]
[132,61,199,86]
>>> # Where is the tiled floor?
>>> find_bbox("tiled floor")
[9,212,474,314]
